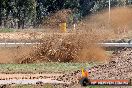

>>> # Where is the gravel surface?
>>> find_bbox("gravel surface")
[56,48,132,87]
[88,48,132,80]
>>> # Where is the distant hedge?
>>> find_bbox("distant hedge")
[0,0,131,29]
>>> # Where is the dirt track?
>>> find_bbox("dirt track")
[0,73,78,88]
[0,73,67,84]
[0,32,75,42]
[0,74,63,80]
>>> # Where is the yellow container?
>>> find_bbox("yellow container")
[59,23,67,32]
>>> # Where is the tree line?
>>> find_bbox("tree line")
[0,0,131,29]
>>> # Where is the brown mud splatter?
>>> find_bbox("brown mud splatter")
[0,7,132,63]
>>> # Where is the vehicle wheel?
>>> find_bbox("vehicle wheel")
[79,77,90,86]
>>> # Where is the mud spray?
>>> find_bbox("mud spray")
[0,46,33,63]
[0,7,132,63]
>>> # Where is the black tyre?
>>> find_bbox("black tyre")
[79,77,90,86]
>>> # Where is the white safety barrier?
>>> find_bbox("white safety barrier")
[0,42,132,47]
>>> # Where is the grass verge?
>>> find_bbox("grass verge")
[0,62,95,74]
[0,28,14,33]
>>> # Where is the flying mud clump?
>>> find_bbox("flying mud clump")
[18,32,108,64]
